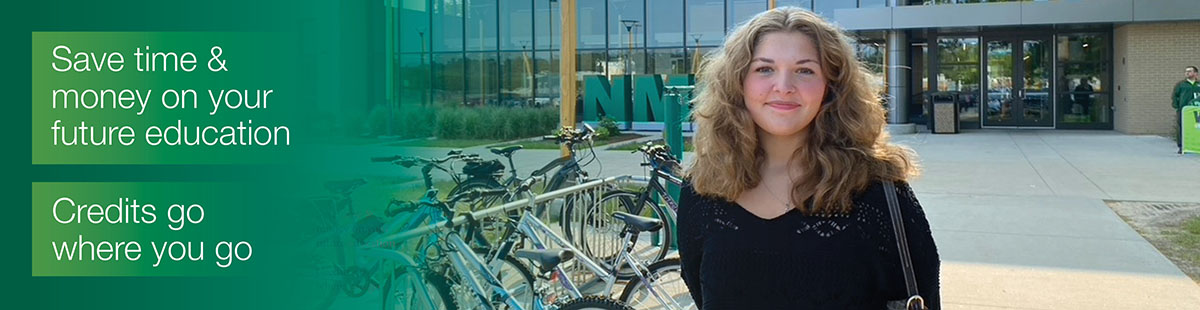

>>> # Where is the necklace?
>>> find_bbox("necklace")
[762,182,794,211]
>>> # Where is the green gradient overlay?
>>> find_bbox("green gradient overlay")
[11,0,419,309]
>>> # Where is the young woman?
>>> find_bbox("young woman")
[677,7,940,309]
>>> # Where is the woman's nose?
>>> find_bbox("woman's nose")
[773,76,796,94]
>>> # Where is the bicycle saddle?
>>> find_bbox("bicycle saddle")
[612,212,663,233]
[488,145,524,157]
[513,248,574,273]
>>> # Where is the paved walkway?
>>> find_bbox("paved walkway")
[325,129,1200,309]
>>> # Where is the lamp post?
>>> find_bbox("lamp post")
[620,19,640,75]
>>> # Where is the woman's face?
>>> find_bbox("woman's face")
[742,31,826,139]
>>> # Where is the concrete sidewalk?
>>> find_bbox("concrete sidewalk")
[333,129,1200,309]
[894,130,1200,309]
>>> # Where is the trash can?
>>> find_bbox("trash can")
[929,92,959,134]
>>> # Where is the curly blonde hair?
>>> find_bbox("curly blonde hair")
[687,6,919,215]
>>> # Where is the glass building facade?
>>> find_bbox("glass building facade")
[386,0,1125,130]
[388,0,891,107]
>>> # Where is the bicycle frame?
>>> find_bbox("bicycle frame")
[506,207,684,309]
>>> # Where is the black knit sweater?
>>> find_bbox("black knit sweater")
[677,180,941,309]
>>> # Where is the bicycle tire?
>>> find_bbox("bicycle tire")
[556,295,634,310]
[474,249,537,309]
[562,189,673,279]
[381,268,457,310]
[618,258,695,309]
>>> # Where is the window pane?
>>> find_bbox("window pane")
[688,0,725,46]
[465,52,499,105]
[534,0,561,50]
[433,0,464,52]
[465,0,497,51]
[432,53,465,105]
[687,46,708,74]
[649,48,688,75]
[647,0,684,47]
[777,0,813,10]
[535,51,560,106]
[938,37,983,125]
[500,0,533,51]
[813,0,856,18]
[399,2,431,53]
[860,0,888,8]
[938,37,980,64]
[729,0,768,30]
[398,54,430,106]
[1056,33,1110,127]
[577,50,609,105]
[610,0,644,49]
[500,52,532,107]
[611,49,645,75]
[578,1,607,49]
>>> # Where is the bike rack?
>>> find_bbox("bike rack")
[370,174,641,245]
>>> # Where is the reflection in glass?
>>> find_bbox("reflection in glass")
[813,0,856,18]
[986,40,1013,124]
[777,0,813,10]
[938,37,981,124]
[465,52,498,106]
[432,53,465,105]
[610,0,644,49]
[729,0,768,29]
[433,0,464,52]
[688,0,724,46]
[500,52,532,106]
[398,54,429,106]
[399,4,431,53]
[649,48,688,75]
[1022,40,1050,124]
[466,0,497,51]
[499,0,532,51]
[611,49,645,76]
[1057,33,1110,126]
[534,0,561,50]
[534,51,560,106]
[647,0,684,47]
[578,1,607,49]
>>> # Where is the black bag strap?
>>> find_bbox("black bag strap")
[883,180,926,310]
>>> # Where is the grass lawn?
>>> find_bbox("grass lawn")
[388,138,504,148]
[1168,216,1200,274]
[495,133,646,150]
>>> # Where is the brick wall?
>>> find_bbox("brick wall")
[1113,21,1200,136]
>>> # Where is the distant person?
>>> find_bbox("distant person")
[1172,66,1200,153]
[1073,78,1093,116]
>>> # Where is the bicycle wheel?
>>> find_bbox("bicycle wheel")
[618,258,695,310]
[381,268,457,310]
[475,249,536,310]
[563,189,673,279]
[450,178,514,247]
[556,296,634,310]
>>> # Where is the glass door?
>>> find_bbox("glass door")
[983,36,1053,127]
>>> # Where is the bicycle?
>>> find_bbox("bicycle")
[564,142,682,279]
[371,183,631,310]
[476,176,689,309]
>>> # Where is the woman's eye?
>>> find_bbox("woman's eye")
[797,68,815,75]
[754,67,774,73]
